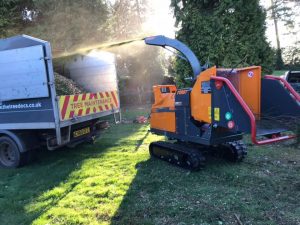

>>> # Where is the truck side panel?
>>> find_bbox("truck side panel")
[0,45,49,101]
[0,98,55,128]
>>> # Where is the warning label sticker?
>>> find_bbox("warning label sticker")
[214,107,220,121]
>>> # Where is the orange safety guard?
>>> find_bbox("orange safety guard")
[216,66,261,119]
[236,66,261,118]
[191,67,216,123]
[151,85,177,133]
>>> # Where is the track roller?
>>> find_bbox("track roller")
[221,140,247,162]
[149,141,205,170]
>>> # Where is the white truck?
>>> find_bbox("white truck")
[282,70,300,94]
[0,35,120,168]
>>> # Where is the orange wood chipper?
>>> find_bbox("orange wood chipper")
[144,35,300,170]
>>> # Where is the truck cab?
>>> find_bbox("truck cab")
[283,71,300,93]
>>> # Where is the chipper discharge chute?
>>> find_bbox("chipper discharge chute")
[144,35,300,170]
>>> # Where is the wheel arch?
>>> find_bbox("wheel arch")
[0,130,26,153]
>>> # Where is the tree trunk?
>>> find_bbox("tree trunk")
[271,0,281,50]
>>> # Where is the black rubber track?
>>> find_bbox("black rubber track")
[222,140,247,162]
[149,141,206,171]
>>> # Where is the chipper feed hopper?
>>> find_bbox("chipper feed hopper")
[144,35,300,170]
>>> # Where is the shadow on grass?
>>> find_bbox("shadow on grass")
[0,123,143,225]
[1,115,298,225]
[134,130,150,152]
[111,145,300,225]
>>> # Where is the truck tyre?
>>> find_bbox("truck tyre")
[0,136,26,168]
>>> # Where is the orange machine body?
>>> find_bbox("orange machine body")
[150,66,262,133]
[191,66,216,123]
[150,85,177,133]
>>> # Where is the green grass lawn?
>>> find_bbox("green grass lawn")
[0,107,299,225]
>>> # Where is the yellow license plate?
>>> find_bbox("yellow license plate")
[73,127,90,138]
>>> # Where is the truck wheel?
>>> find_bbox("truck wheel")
[0,136,24,168]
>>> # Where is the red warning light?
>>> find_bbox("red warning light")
[227,121,235,129]
[215,80,223,90]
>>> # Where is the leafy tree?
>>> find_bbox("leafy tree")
[266,0,300,69]
[0,0,34,37]
[268,0,294,69]
[23,0,110,50]
[107,0,148,39]
[114,43,167,104]
[108,0,167,104]
[284,42,300,68]
[171,0,275,86]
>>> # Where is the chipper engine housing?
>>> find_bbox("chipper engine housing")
[145,35,300,170]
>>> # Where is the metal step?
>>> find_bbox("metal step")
[256,127,287,137]
[256,120,287,137]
